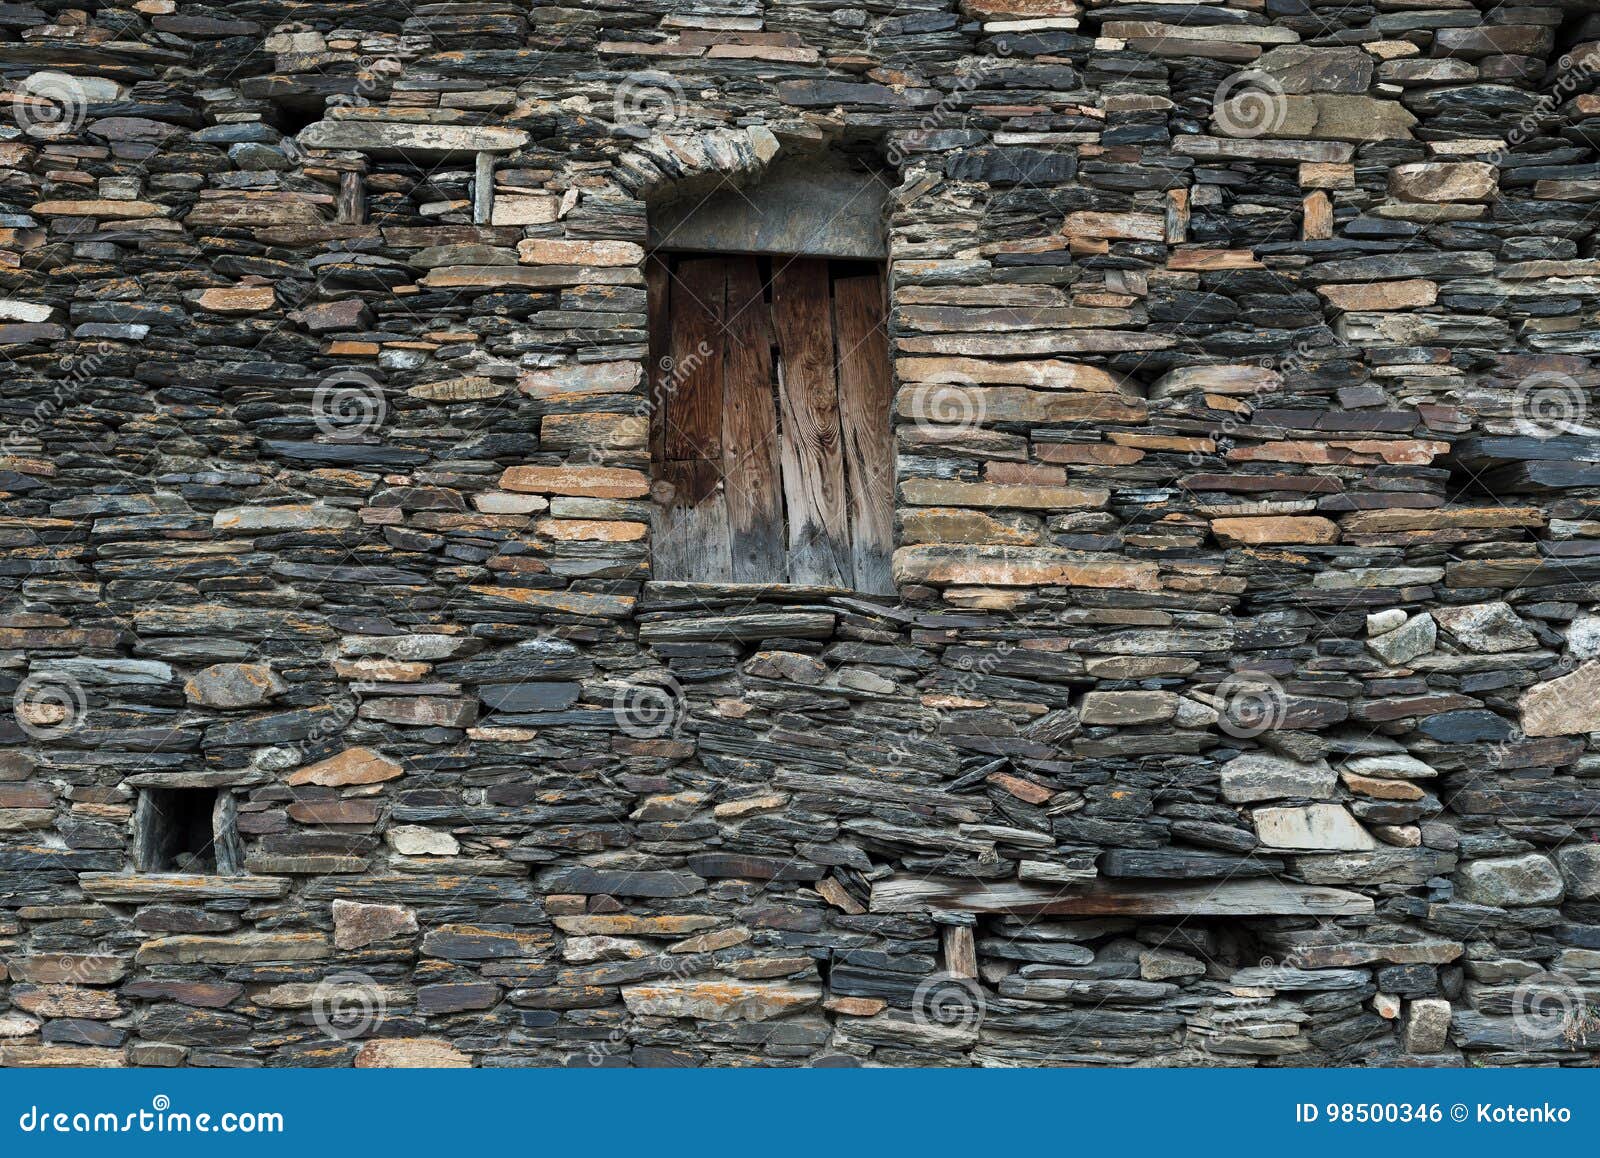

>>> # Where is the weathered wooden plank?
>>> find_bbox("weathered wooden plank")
[645,253,671,467]
[869,874,1374,917]
[662,257,725,466]
[832,271,894,594]
[771,259,851,587]
[721,257,787,582]
[652,460,731,582]
[653,257,732,580]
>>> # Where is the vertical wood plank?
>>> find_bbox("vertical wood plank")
[721,257,786,582]
[652,257,732,580]
[832,270,895,594]
[645,254,671,468]
[771,259,851,587]
[663,258,725,467]
[653,461,731,582]
[337,170,366,224]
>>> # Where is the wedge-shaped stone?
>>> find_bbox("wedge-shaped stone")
[1520,660,1600,737]
[287,746,403,787]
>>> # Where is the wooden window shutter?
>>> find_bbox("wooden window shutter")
[649,254,893,593]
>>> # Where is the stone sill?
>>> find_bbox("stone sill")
[78,873,290,903]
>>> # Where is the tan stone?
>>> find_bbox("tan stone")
[892,545,1161,590]
[490,195,559,226]
[895,356,1134,393]
[287,746,404,787]
[499,465,649,498]
[517,239,643,266]
[1318,280,1438,311]
[535,518,648,542]
[332,900,418,950]
[197,285,274,313]
[1229,439,1447,466]
[1340,771,1425,801]
[31,199,167,218]
[620,979,821,1022]
[355,1038,472,1068]
[1210,516,1339,545]
[406,377,510,402]
[1520,660,1600,738]
[519,361,642,397]
[1062,211,1165,240]
[900,478,1107,511]
[1389,161,1497,203]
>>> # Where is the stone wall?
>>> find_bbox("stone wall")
[3,0,1600,1068]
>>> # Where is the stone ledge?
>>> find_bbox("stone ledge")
[78,873,291,902]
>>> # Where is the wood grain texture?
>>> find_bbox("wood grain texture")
[832,271,895,594]
[721,257,786,582]
[771,259,851,587]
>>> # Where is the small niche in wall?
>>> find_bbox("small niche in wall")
[133,787,243,876]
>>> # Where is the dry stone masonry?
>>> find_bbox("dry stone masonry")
[1,0,1600,1068]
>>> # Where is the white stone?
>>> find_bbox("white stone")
[1367,608,1407,635]
[1253,804,1376,851]
[1567,615,1600,660]
[387,825,460,856]
[1366,612,1436,665]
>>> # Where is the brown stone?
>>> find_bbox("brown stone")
[287,747,404,787]
[332,900,419,950]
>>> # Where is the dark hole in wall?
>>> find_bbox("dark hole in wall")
[135,787,224,873]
